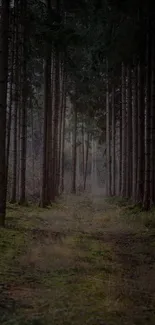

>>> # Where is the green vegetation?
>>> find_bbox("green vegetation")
[1,196,155,325]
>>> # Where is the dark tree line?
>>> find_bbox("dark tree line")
[0,0,155,226]
[105,1,155,210]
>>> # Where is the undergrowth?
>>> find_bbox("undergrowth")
[106,196,155,230]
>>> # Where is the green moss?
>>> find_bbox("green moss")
[0,229,26,281]
[105,196,130,207]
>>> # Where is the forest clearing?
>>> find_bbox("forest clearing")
[1,195,155,325]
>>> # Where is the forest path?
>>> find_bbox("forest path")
[1,195,155,325]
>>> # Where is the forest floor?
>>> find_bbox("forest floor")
[1,195,155,325]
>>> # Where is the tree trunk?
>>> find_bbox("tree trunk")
[17,11,22,200]
[111,85,115,196]
[30,97,35,195]
[84,132,90,191]
[126,65,132,198]
[121,63,126,197]
[11,100,17,203]
[59,64,66,194]
[6,7,15,190]
[150,42,155,204]
[143,31,152,210]
[19,71,27,204]
[48,52,55,202]
[10,0,19,203]
[132,65,137,201]
[52,47,60,200]
[40,57,49,206]
[40,0,52,207]
[118,93,122,196]
[106,61,111,196]
[57,61,64,194]
[0,0,10,226]
[46,52,52,203]
[136,62,145,203]
[17,79,21,200]
[81,114,85,187]
[60,89,66,193]
[71,103,77,194]
[19,0,27,204]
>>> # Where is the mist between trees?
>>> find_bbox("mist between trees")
[0,0,155,226]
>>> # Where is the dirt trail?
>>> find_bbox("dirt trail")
[1,195,155,325]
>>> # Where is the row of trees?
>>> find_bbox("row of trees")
[0,0,67,224]
[0,0,99,226]
[105,2,155,210]
[0,0,155,226]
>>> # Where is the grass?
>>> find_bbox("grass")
[1,195,155,324]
